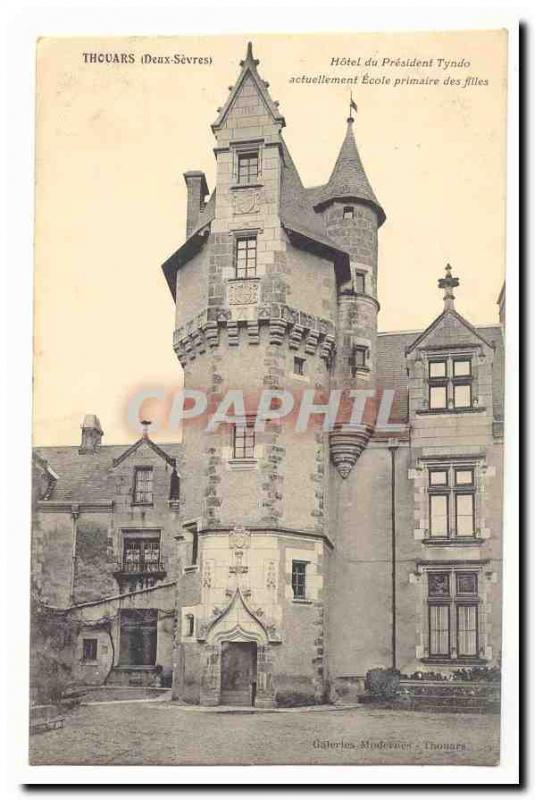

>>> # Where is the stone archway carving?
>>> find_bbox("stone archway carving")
[205,588,268,646]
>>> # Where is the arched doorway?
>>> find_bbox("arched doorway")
[201,588,273,706]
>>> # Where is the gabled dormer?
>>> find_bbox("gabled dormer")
[406,265,496,420]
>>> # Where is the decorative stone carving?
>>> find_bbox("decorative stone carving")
[329,425,374,478]
[265,560,277,591]
[229,524,251,550]
[227,279,260,306]
[232,188,261,216]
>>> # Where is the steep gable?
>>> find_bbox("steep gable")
[212,43,285,134]
[406,308,495,354]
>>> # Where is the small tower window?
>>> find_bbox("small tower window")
[185,614,195,637]
[350,346,367,376]
[354,271,366,294]
[293,356,305,376]
[235,235,257,279]
[291,560,307,600]
[343,206,354,219]
[232,423,255,460]
[237,151,259,184]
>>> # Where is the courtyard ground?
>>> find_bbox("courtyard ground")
[29,700,500,767]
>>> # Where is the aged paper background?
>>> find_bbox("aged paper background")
[33,31,506,445]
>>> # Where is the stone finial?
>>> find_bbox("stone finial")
[240,41,259,68]
[438,263,460,311]
[141,419,152,439]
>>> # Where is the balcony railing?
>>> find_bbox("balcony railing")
[112,559,167,576]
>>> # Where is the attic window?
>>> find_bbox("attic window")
[237,151,259,184]
[133,467,153,505]
[343,206,354,220]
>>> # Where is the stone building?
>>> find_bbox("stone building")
[32,42,504,706]
[33,418,181,687]
[160,43,505,706]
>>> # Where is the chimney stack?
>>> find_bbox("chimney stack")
[79,414,104,453]
[183,171,209,237]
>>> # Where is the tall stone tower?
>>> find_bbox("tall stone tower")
[162,43,385,706]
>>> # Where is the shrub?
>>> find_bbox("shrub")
[365,668,401,700]
[274,688,317,707]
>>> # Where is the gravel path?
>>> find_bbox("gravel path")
[29,702,500,766]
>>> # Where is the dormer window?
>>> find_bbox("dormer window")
[427,356,474,411]
[237,151,259,184]
[343,206,354,220]
[133,467,153,505]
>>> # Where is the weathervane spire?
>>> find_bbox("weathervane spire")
[348,92,358,123]
[438,263,460,311]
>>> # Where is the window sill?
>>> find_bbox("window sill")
[230,182,263,190]
[227,458,258,471]
[416,407,486,416]
[422,537,481,546]
[168,500,180,509]
[292,598,312,605]
[184,565,199,574]
[131,502,154,508]
[81,661,98,666]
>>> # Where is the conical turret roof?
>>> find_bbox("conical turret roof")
[313,118,385,225]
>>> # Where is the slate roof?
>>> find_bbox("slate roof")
[309,119,385,225]
[377,325,505,423]
[34,441,183,503]
[279,140,351,279]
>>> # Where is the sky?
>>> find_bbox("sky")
[33,31,507,445]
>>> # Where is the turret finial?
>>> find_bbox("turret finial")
[438,263,460,311]
[240,41,259,68]
[348,92,358,123]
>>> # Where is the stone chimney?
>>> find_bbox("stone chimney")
[79,414,104,453]
[183,171,209,237]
